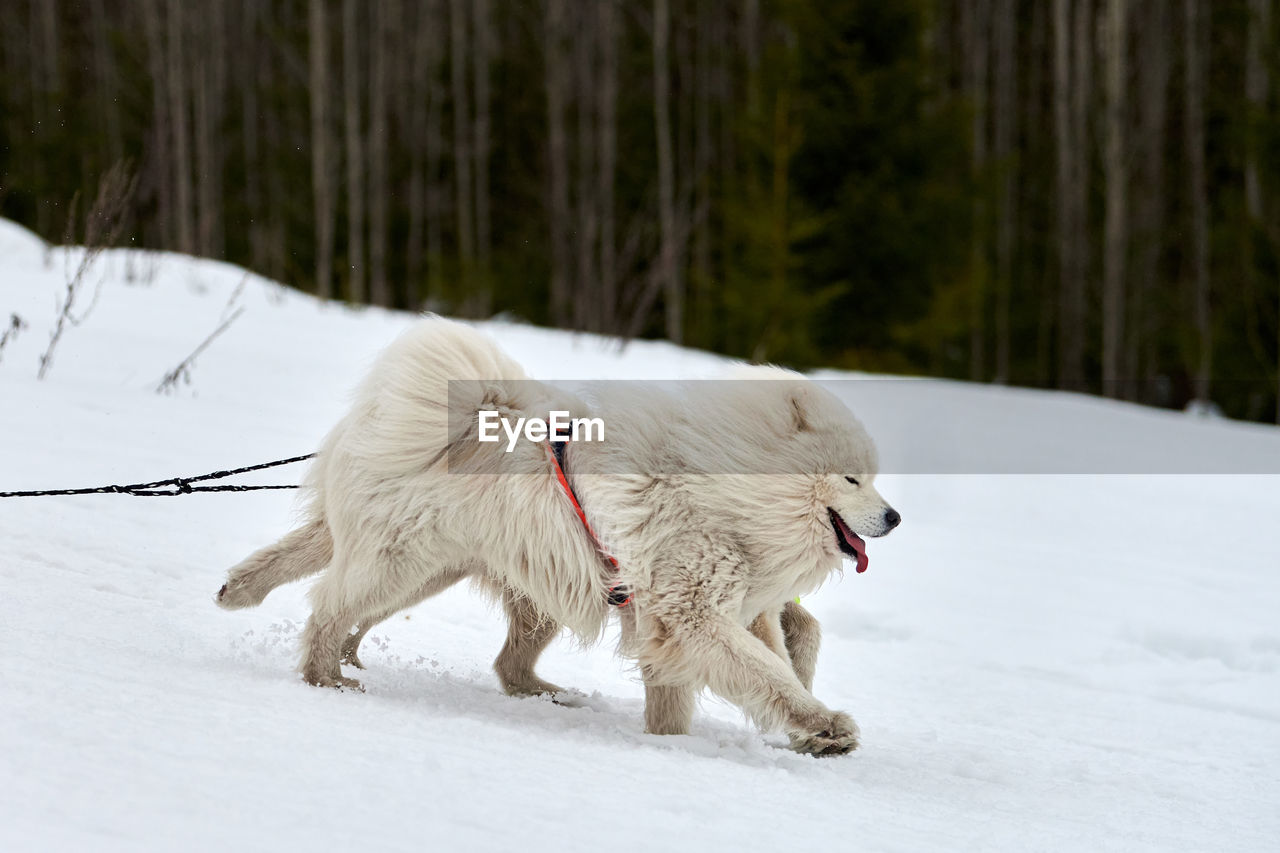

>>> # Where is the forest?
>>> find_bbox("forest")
[2,0,1278,421]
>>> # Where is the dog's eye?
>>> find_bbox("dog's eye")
[845,476,860,486]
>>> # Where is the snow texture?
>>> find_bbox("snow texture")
[1,218,1278,851]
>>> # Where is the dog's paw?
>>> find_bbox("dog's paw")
[547,688,594,708]
[501,675,566,698]
[302,673,365,692]
[339,643,366,670]
[789,711,860,757]
[215,576,267,610]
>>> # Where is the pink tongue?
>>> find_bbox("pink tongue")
[851,536,869,574]
[834,514,869,573]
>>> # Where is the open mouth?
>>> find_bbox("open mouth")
[827,508,869,573]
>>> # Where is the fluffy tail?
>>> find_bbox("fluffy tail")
[216,518,333,609]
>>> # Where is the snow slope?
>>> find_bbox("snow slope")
[2,218,1278,852]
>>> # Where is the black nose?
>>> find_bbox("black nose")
[884,508,901,530]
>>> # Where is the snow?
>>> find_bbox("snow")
[2,217,1278,851]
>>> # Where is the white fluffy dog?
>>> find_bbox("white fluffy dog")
[217,317,900,755]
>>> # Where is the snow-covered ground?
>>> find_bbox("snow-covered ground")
[2,218,1278,851]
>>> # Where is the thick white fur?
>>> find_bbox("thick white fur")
[217,316,898,755]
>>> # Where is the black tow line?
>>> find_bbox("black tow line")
[0,454,315,498]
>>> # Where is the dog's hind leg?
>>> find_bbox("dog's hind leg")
[300,551,433,690]
[780,600,821,692]
[338,621,379,670]
[339,567,470,669]
[298,561,369,690]
[218,518,332,609]
[494,587,564,696]
[338,607,391,670]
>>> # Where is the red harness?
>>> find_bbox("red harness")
[545,438,630,607]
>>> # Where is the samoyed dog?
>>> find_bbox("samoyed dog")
[217,317,900,756]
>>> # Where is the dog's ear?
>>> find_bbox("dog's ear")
[789,388,812,433]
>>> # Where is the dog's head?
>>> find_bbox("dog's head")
[732,367,901,573]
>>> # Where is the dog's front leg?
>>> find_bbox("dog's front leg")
[749,603,821,694]
[749,609,790,662]
[651,609,858,756]
[643,677,697,735]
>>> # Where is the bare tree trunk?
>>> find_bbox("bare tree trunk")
[88,0,124,165]
[1102,0,1128,396]
[209,1,227,258]
[1052,0,1078,389]
[1130,0,1169,402]
[963,0,990,381]
[1029,0,1055,385]
[693,0,714,346]
[167,0,195,255]
[742,0,760,115]
[309,0,335,299]
[24,1,56,234]
[598,0,619,333]
[257,3,287,281]
[141,0,172,247]
[426,3,446,301]
[1245,0,1271,221]
[193,15,213,257]
[1184,0,1211,401]
[367,0,393,306]
[545,0,572,327]
[654,0,682,343]
[1054,0,1090,391]
[343,0,365,302]
[193,0,226,259]
[993,0,1016,384]
[1244,0,1274,419]
[37,0,59,235]
[472,0,493,316]
[23,3,41,144]
[676,9,696,317]
[37,0,59,95]
[1069,0,1093,392]
[574,5,599,330]
[450,0,475,306]
[717,0,736,346]
[24,4,42,190]
[764,89,795,362]
[406,1,438,301]
[240,0,264,270]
